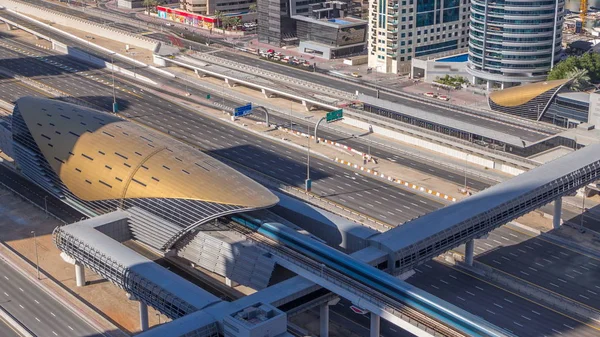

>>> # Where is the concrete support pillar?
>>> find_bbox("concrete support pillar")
[224,78,237,87]
[261,88,274,99]
[320,304,329,337]
[465,239,474,266]
[553,197,562,229]
[75,262,85,287]
[225,277,238,287]
[139,301,149,331]
[302,100,315,112]
[370,312,380,337]
[5,23,12,31]
[486,80,492,91]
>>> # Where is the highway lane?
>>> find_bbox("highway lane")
[0,258,103,337]
[0,72,50,102]
[0,317,21,337]
[460,226,600,312]
[409,261,600,337]
[0,7,558,144]
[0,10,498,192]
[209,51,554,142]
[247,112,493,191]
[15,0,143,33]
[1,142,581,337]
[0,41,443,225]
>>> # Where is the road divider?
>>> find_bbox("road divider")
[334,157,457,203]
[275,126,458,202]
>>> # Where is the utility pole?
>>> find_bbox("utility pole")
[111,54,118,113]
[289,100,293,129]
[31,231,39,280]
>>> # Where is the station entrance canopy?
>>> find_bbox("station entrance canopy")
[370,143,600,274]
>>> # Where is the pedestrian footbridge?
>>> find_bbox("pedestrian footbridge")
[370,143,600,274]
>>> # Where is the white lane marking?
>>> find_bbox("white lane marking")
[19,304,24,309]
[494,303,503,309]
[504,298,513,303]
[51,312,56,317]
[68,326,74,331]
[466,291,475,296]
[430,284,439,290]
[475,286,484,291]
[513,321,523,327]
[486,309,496,315]
[531,310,541,315]
[440,279,449,285]
[3,292,8,297]
[52,332,58,336]
[456,296,465,301]
[35,317,40,322]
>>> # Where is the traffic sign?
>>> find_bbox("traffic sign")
[234,103,253,117]
[350,305,368,315]
[326,109,343,123]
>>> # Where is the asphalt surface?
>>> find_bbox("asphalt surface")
[409,261,600,337]
[15,0,143,33]
[210,51,554,142]
[0,38,444,226]
[247,112,493,191]
[0,72,48,103]
[452,225,600,312]
[0,318,21,337]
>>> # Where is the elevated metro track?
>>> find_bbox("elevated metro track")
[230,216,514,337]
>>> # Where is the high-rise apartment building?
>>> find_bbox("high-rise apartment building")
[467,0,564,89]
[367,0,471,73]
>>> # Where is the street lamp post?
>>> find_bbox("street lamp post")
[305,123,312,192]
[111,54,118,113]
[581,192,587,228]
[31,231,39,280]
[464,154,469,193]
[44,195,48,218]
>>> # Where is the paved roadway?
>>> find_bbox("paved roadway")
[409,261,600,337]
[452,225,600,312]
[0,5,558,144]
[0,258,104,337]
[0,38,443,225]
[4,146,596,337]
[0,318,21,337]
[0,14,496,194]
[0,72,49,103]
[246,112,493,191]
[208,50,555,142]
[15,0,144,33]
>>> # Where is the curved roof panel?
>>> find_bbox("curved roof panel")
[489,79,570,107]
[15,97,278,208]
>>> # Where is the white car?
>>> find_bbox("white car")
[165,23,173,27]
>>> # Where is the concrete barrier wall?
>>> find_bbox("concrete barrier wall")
[343,116,526,176]
[0,0,157,50]
[65,46,157,85]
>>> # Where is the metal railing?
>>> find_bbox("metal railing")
[229,221,466,337]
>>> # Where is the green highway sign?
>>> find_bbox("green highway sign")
[326,109,343,123]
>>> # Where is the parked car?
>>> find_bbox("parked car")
[424,92,436,98]
[165,23,173,27]
[351,72,362,78]
[438,95,450,101]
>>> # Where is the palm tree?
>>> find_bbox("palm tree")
[143,0,157,14]
[231,16,242,30]
[566,68,592,91]
[249,3,257,12]
[214,11,225,28]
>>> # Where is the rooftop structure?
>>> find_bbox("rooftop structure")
[488,79,598,128]
[12,97,278,250]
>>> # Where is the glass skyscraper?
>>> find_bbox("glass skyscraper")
[467,0,564,89]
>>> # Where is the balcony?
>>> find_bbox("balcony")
[388,20,398,26]
[387,42,398,48]
[387,51,397,58]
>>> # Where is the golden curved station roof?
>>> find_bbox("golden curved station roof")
[16,97,279,209]
[488,79,570,107]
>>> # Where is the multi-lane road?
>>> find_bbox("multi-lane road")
[0,36,443,225]
[2,11,600,337]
